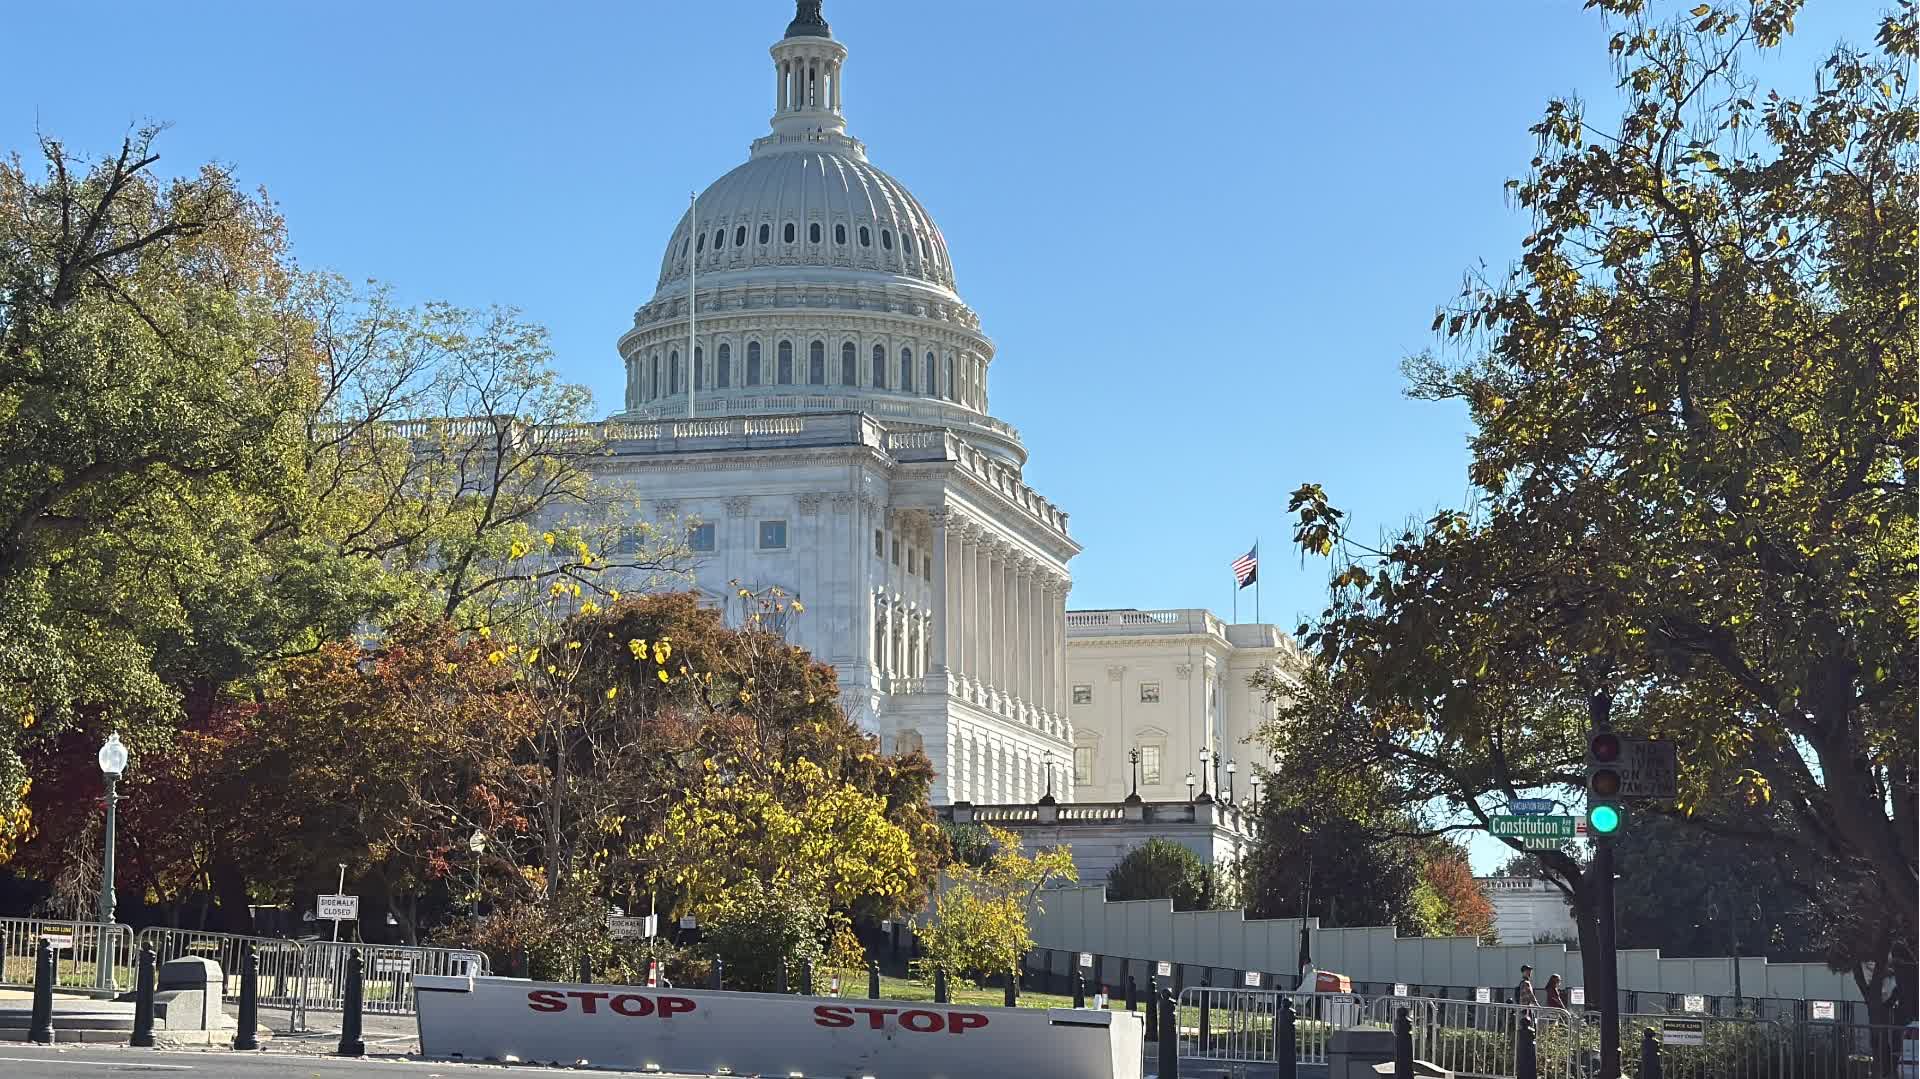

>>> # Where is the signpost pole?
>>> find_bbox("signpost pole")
[1591,695,1621,1079]
[333,864,346,943]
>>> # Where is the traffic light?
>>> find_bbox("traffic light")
[1586,732,1625,836]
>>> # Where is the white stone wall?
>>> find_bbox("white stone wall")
[1479,875,1581,945]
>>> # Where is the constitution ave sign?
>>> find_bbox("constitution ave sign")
[413,975,1144,1079]
[1489,815,1576,849]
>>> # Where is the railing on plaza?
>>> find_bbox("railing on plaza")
[1409,997,1586,1079]
[0,917,136,993]
[1175,988,1374,1067]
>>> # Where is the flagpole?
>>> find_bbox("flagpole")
[1233,571,1239,625]
[1255,538,1262,624]
[687,192,697,420]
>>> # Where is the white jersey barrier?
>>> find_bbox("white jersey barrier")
[414,973,1144,1079]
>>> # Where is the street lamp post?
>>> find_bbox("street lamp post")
[1185,772,1196,803]
[468,830,487,920]
[1126,747,1142,802]
[1197,748,1213,803]
[1039,751,1057,806]
[96,733,128,989]
[1225,759,1237,805]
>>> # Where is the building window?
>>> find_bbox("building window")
[784,222,796,243]
[734,225,746,247]
[717,342,731,387]
[809,222,821,243]
[859,225,871,246]
[835,223,847,245]
[1074,745,1094,785]
[1141,745,1163,785]
[890,538,901,565]
[759,223,770,244]
[778,341,794,384]
[758,520,788,549]
[696,232,704,253]
[899,347,913,392]
[903,232,915,256]
[649,354,660,399]
[693,346,704,390]
[945,356,955,401]
[841,342,857,385]
[689,522,716,552]
[808,340,826,384]
[1139,682,1161,704]
[875,530,885,557]
[923,554,932,581]
[746,341,762,385]
[906,550,916,575]
[669,351,680,394]
[713,228,724,250]
[872,344,887,388]
[1072,684,1093,706]
[926,351,937,396]
[881,228,893,250]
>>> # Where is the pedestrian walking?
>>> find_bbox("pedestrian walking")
[1543,974,1564,1010]
[1515,964,1538,1006]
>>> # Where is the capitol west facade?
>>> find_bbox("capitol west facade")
[592,2,1078,805]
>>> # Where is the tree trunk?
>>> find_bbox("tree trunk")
[210,859,254,935]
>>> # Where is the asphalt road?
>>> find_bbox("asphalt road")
[0,1045,714,1078]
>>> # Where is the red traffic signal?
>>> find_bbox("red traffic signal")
[1589,733,1622,763]
[1590,769,1622,797]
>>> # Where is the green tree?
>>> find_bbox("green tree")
[1105,838,1211,911]
[1280,0,1916,1022]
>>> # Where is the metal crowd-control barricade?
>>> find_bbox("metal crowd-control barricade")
[1410,998,1584,1079]
[0,917,135,993]
[1176,988,1388,1069]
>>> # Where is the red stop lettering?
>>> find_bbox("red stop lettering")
[610,994,654,1017]
[948,1012,989,1034]
[852,1006,898,1029]
[566,990,610,1014]
[814,1004,854,1028]
[527,990,566,1013]
[658,996,696,1018]
[901,1010,943,1033]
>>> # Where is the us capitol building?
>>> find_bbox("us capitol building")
[597,1,1078,806]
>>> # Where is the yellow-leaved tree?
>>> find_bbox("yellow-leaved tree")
[918,825,1077,985]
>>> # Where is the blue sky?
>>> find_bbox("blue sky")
[1,2,1880,869]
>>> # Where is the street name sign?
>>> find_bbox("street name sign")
[1490,815,1576,849]
[1507,798,1557,815]
[1663,1017,1705,1047]
[317,894,359,921]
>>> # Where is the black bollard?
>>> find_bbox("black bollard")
[28,938,54,1044]
[1074,970,1087,1008]
[1641,1027,1665,1079]
[933,966,949,1004]
[801,959,813,996]
[1157,987,1178,1079]
[1145,973,1159,1042]
[1004,969,1017,1008]
[336,949,366,1057]
[130,943,157,1048]
[711,957,725,991]
[1126,974,1138,1012]
[233,948,261,1051]
[1278,996,1298,1079]
[1515,1012,1538,1079]
[868,960,881,1000]
[777,958,789,994]
[1393,1006,1414,1079]
[1198,975,1211,1056]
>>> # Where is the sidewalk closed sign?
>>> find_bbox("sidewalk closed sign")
[317,894,359,921]
[413,975,1146,1079]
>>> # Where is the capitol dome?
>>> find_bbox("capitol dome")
[616,1,1018,463]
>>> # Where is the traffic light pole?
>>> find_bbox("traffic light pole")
[1589,690,1621,1078]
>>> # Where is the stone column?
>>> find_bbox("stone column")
[1022,564,1038,710]
[987,543,1004,700]
[929,511,950,684]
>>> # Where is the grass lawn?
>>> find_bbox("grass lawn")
[872,974,1078,1010]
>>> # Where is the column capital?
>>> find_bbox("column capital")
[927,508,951,529]
[725,496,752,518]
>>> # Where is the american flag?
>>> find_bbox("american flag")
[1232,545,1259,589]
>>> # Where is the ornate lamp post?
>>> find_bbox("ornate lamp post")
[1185,771,1196,803]
[1225,759,1237,805]
[468,830,487,919]
[1125,747,1142,804]
[96,732,128,988]
[1039,750,1057,806]
[1197,748,1213,803]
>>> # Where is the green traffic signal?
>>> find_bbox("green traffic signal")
[1588,803,1622,834]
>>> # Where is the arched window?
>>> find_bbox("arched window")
[899,347,913,392]
[903,233,915,255]
[734,225,746,247]
[808,340,826,385]
[777,340,794,384]
[713,228,724,250]
[650,353,660,399]
[669,350,681,394]
[881,229,893,250]
[835,223,846,245]
[809,222,821,244]
[758,223,770,245]
[945,355,955,401]
[746,341,762,385]
[859,225,871,247]
[681,238,689,257]
[717,342,732,388]
[926,351,937,396]
[841,342,857,385]
[694,346,705,390]
[871,344,887,388]
[695,233,704,253]
[783,222,796,243]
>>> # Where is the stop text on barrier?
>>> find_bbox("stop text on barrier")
[814,1005,991,1035]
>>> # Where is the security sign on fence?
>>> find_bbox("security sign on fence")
[413,975,1146,1079]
